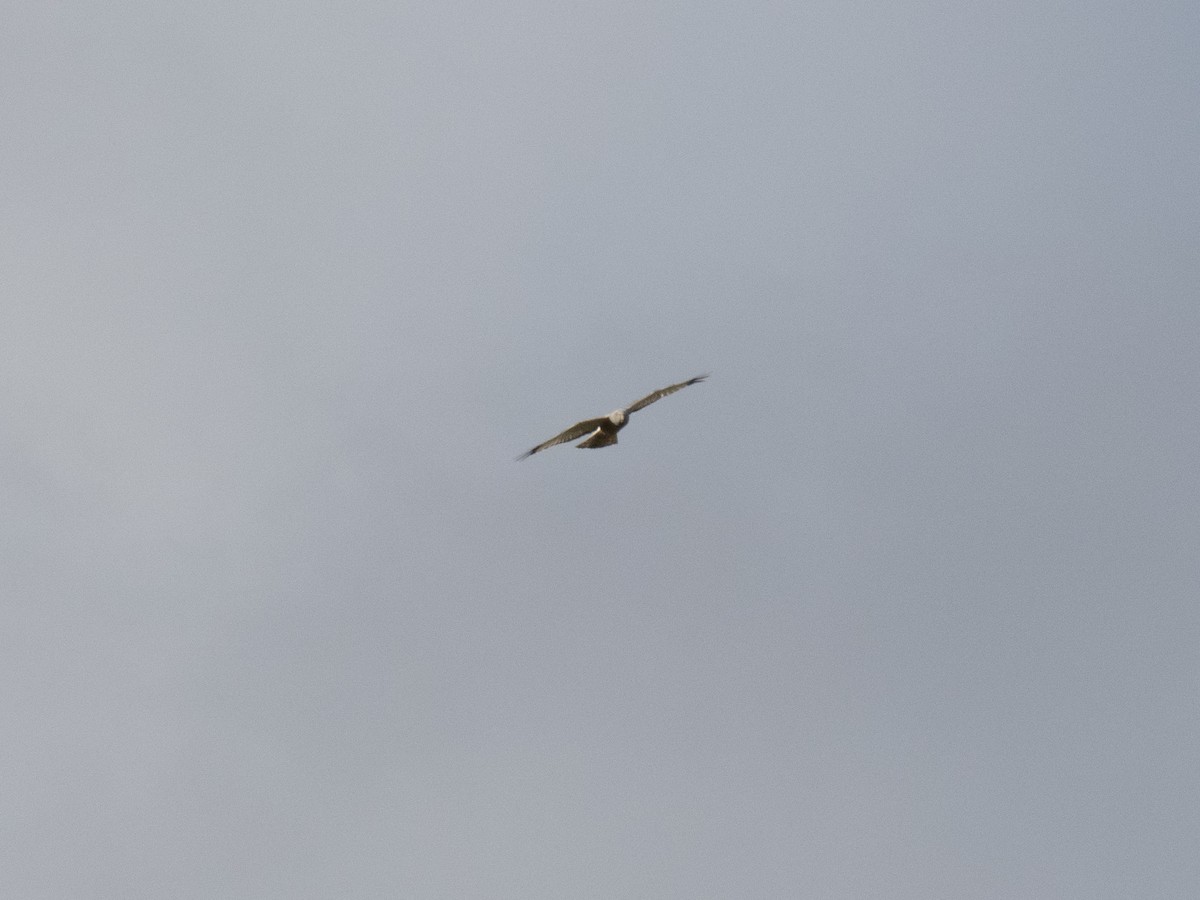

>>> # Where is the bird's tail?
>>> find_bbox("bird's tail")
[576,430,617,449]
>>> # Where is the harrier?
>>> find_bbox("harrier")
[517,374,708,460]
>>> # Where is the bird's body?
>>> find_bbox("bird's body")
[517,375,706,460]
[573,410,626,449]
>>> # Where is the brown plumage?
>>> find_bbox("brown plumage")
[517,374,708,460]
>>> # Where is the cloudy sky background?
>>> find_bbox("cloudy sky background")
[4,2,1198,897]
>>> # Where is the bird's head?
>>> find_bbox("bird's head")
[608,409,627,427]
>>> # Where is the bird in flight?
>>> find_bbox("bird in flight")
[517,374,708,460]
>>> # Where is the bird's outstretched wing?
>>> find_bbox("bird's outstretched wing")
[625,374,708,415]
[517,417,608,460]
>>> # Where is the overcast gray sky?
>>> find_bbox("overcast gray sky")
[3,2,1198,898]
